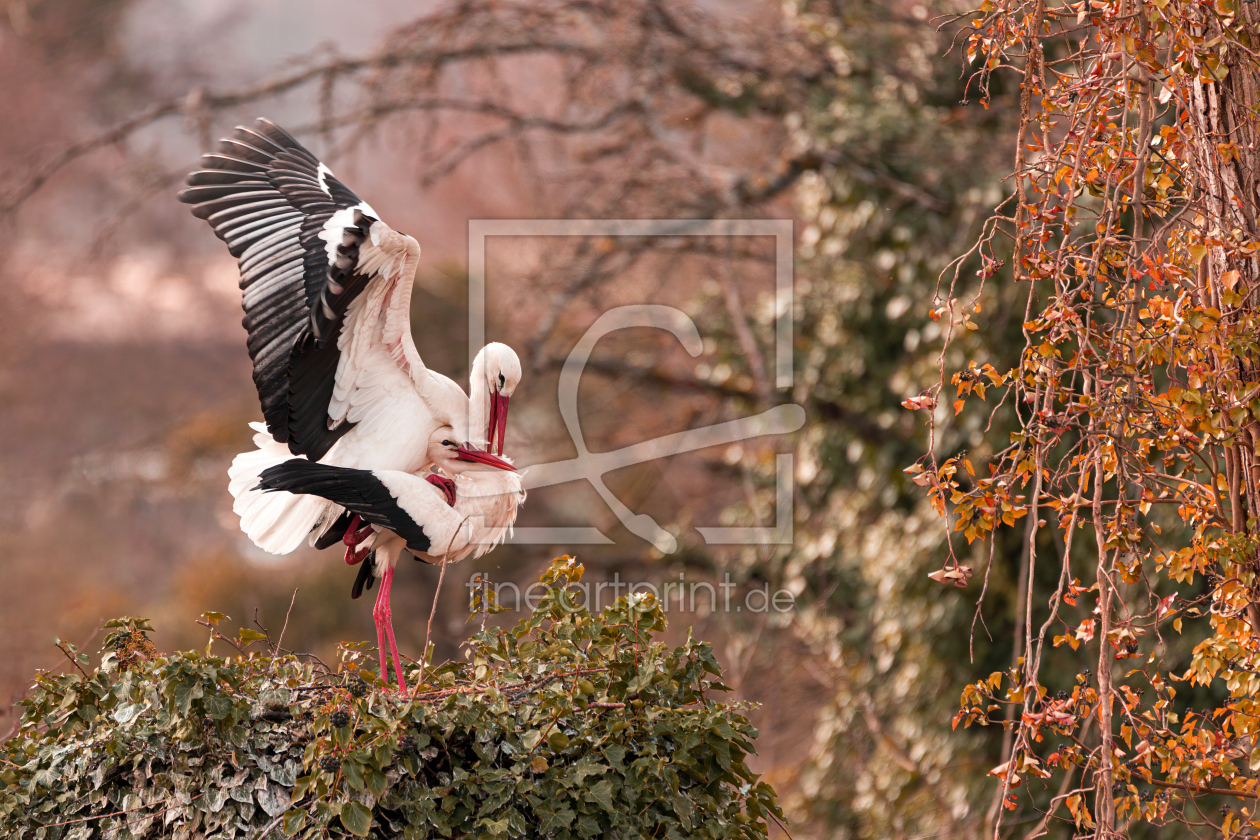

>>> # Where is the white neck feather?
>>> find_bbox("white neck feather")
[467,350,491,447]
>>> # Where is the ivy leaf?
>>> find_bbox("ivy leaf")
[283,808,307,835]
[573,755,608,779]
[535,800,575,832]
[340,801,373,837]
[604,744,626,771]
[112,702,143,725]
[576,813,604,837]
[170,681,194,715]
[589,779,615,812]
[343,760,364,791]
[204,694,231,721]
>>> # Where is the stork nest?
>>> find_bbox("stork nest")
[0,558,781,840]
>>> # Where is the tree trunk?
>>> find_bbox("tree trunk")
[1189,5,1260,641]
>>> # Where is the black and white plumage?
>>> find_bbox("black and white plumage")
[256,462,439,556]
[179,119,384,459]
[257,430,525,689]
[257,437,525,572]
[180,120,523,555]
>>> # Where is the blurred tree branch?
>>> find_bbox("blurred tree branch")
[554,355,900,445]
[0,0,837,396]
[2,0,825,217]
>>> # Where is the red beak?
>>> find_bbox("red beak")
[455,446,517,471]
[487,390,510,456]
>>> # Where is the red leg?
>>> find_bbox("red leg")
[372,566,407,691]
[370,579,385,690]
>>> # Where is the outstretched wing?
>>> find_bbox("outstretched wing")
[257,460,468,555]
[179,119,426,461]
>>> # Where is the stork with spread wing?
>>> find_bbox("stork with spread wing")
[179,120,520,555]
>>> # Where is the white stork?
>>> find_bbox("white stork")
[257,426,525,690]
[178,119,521,555]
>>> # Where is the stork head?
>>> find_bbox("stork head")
[469,342,521,455]
[428,426,517,475]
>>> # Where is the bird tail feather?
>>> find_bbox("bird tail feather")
[228,423,335,554]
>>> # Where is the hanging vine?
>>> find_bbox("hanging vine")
[909,0,1260,836]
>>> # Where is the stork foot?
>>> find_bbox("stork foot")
[344,520,374,547]
[344,543,371,565]
[425,474,457,506]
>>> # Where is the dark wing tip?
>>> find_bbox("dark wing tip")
[351,554,376,599]
[258,459,327,491]
[313,509,355,550]
[252,118,303,148]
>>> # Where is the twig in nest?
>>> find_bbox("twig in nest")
[275,588,299,655]
[404,666,611,706]
[195,620,244,653]
[41,793,204,829]
[47,621,106,681]
[412,517,468,696]
[424,561,450,678]
[252,811,287,840]
[55,641,90,679]
[252,608,272,644]
[768,811,796,840]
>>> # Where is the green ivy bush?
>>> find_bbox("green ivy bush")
[0,557,782,839]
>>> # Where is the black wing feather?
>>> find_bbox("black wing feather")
[178,118,388,461]
[314,509,356,551]
[257,461,433,554]
[351,555,376,600]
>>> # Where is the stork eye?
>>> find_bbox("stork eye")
[498,373,506,387]
[442,439,455,447]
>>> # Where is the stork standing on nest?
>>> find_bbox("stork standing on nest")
[178,119,521,556]
[258,427,525,690]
